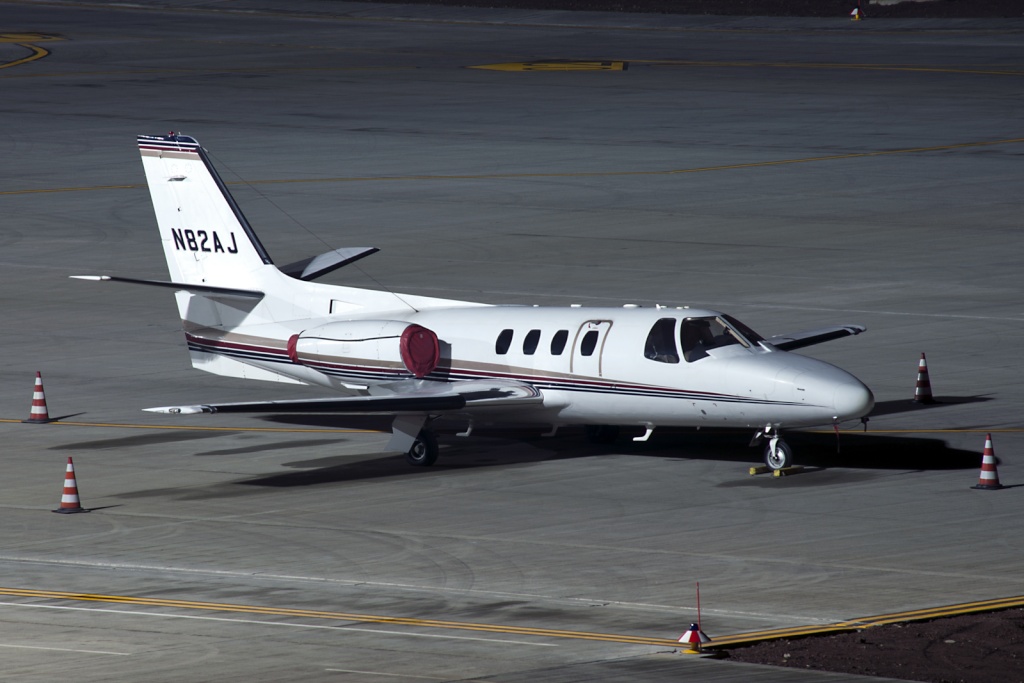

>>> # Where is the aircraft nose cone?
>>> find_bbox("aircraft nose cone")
[833,379,874,419]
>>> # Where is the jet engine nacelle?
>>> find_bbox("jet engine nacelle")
[287,320,440,378]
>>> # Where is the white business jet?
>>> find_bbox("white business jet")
[74,134,873,470]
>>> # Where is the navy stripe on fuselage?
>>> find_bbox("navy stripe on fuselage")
[185,335,810,408]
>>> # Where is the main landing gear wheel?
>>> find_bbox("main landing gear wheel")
[406,429,438,466]
[585,425,620,444]
[763,438,793,471]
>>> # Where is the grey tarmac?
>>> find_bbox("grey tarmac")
[1,2,1022,681]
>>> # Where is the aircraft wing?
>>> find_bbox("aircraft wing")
[766,325,866,351]
[144,379,543,415]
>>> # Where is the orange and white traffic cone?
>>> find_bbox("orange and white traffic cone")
[53,457,88,513]
[913,353,937,404]
[23,371,56,423]
[972,434,1004,490]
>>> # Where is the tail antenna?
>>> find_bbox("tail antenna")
[204,148,420,313]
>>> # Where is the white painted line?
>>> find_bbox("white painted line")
[0,602,557,647]
[324,670,439,679]
[0,642,130,656]
[0,555,697,612]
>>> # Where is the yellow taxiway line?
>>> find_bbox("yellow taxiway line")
[0,587,1021,650]
[472,59,1024,77]
[3,136,1024,197]
[0,418,379,434]
[0,587,672,646]
[0,32,63,71]
[710,595,1024,647]
[244,136,1024,184]
[626,59,1024,78]
[0,43,49,70]
[819,428,1024,434]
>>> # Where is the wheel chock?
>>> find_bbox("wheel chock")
[748,465,772,476]
[772,466,805,477]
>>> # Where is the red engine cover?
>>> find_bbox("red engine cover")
[400,324,440,378]
[286,334,300,364]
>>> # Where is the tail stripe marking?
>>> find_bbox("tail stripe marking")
[137,136,201,154]
[136,133,273,266]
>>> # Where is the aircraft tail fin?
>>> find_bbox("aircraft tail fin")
[138,134,273,289]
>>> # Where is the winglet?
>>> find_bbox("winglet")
[767,325,866,351]
[143,405,214,414]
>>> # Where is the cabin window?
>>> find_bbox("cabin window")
[680,316,745,362]
[496,329,514,355]
[550,329,568,355]
[523,329,541,355]
[644,318,679,364]
[580,330,599,356]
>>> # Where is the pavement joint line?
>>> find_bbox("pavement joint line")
[3,136,1023,196]
[1,587,1022,650]
[0,65,416,80]
[6,0,1022,36]
[0,640,129,656]
[2,50,1018,79]
[323,670,440,680]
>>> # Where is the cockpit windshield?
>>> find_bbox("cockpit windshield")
[680,316,757,362]
[644,315,765,363]
[722,314,764,345]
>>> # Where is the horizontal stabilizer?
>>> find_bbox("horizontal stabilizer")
[144,380,543,416]
[768,325,865,351]
[278,247,379,281]
[70,275,264,300]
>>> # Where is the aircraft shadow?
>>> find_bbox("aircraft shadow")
[868,395,993,417]
[611,429,981,471]
[52,430,233,451]
[234,423,981,489]
[237,430,594,488]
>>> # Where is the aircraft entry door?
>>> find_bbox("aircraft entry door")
[571,320,612,377]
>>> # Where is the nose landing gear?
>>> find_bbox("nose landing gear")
[751,425,793,471]
[763,436,793,471]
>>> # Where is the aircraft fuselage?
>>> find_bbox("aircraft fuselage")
[183,304,874,432]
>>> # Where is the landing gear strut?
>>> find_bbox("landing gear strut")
[406,429,438,466]
[585,425,620,444]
